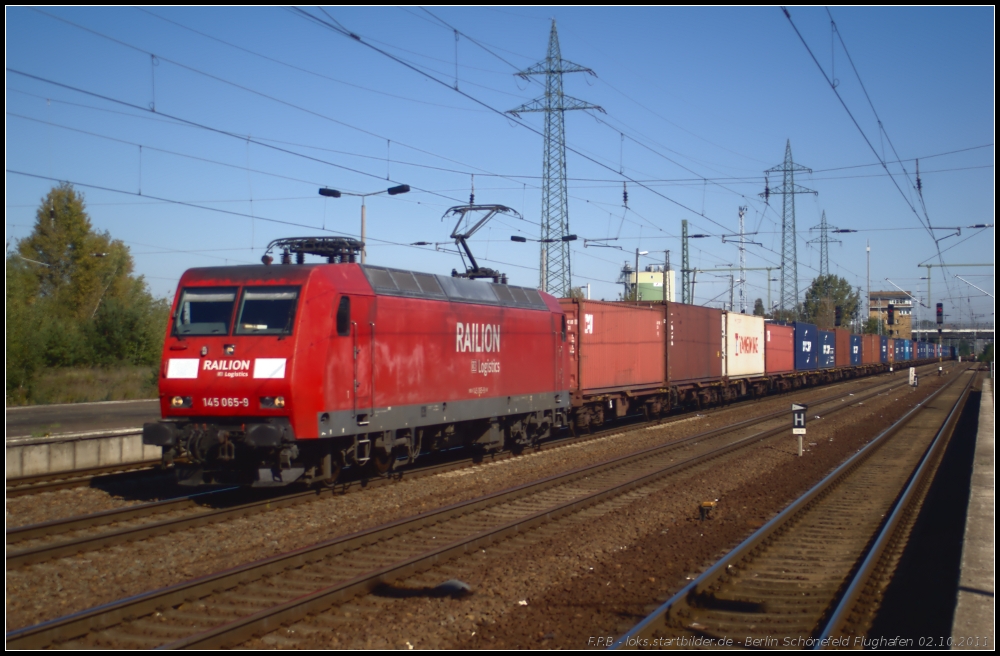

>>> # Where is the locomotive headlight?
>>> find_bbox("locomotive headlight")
[260,396,286,409]
[171,396,192,408]
[274,396,285,408]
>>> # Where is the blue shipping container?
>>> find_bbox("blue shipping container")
[850,334,862,366]
[794,322,818,370]
[895,340,904,362]
[880,336,888,363]
[818,330,836,368]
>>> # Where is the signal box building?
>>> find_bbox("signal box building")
[629,267,676,303]
[869,290,913,339]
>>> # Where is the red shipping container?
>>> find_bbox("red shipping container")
[834,328,851,368]
[863,334,880,364]
[560,299,665,393]
[667,303,723,384]
[764,322,795,374]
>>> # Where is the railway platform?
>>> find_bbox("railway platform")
[5,428,159,479]
[951,376,994,649]
[5,399,159,478]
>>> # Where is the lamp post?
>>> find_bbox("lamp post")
[319,184,410,264]
[634,249,648,300]
[511,234,578,244]
[511,234,577,293]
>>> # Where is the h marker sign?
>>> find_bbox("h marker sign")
[792,403,807,435]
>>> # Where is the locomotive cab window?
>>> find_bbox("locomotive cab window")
[235,287,300,335]
[174,287,237,336]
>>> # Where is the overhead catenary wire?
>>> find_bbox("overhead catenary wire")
[9,10,987,306]
[291,7,751,241]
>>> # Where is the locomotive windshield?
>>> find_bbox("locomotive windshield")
[174,287,237,336]
[235,287,300,335]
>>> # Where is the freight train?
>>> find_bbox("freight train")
[143,239,952,487]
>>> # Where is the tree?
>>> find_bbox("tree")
[17,183,133,321]
[861,318,882,334]
[6,184,168,402]
[753,298,765,317]
[803,275,859,329]
[6,258,44,401]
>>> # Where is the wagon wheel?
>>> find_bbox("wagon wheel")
[365,447,393,477]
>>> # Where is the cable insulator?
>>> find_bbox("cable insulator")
[622,182,628,208]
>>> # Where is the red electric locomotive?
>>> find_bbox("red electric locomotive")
[144,237,570,486]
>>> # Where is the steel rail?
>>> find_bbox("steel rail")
[5,459,163,498]
[5,369,926,569]
[815,370,977,645]
[5,367,938,649]
[611,367,974,649]
[4,360,938,499]
[161,370,956,649]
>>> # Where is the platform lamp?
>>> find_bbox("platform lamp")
[319,185,410,264]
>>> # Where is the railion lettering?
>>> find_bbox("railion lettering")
[455,323,501,353]
[203,359,251,372]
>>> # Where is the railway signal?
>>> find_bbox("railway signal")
[887,303,895,326]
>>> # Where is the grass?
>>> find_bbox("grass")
[11,366,159,406]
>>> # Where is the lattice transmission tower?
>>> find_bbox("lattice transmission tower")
[508,20,602,296]
[808,210,841,285]
[761,140,816,315]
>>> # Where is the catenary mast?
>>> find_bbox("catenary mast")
[508,20,602,296]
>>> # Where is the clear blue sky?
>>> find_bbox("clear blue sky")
[6,7,994,325]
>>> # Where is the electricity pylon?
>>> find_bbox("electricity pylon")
[508,20,602,296]
[762,140,816,315]
[808,210,841,289]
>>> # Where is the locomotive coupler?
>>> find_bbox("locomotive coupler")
[279,445,299,470]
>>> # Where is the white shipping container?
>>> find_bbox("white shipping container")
[723,312,766,378]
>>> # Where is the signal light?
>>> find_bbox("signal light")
[936,302,943,325]
[835,306,842,327]
[887,303,895,325]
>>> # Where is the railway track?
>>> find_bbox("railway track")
[6,366,946,649]
[5,367,936,570]
[5,363,934,502]
[612,367,975,649]
[5,459,163,498]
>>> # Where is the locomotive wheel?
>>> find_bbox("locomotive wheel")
[365,448,393,476]
[320,458,343,488]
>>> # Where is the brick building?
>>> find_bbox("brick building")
[869,290,913,339]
